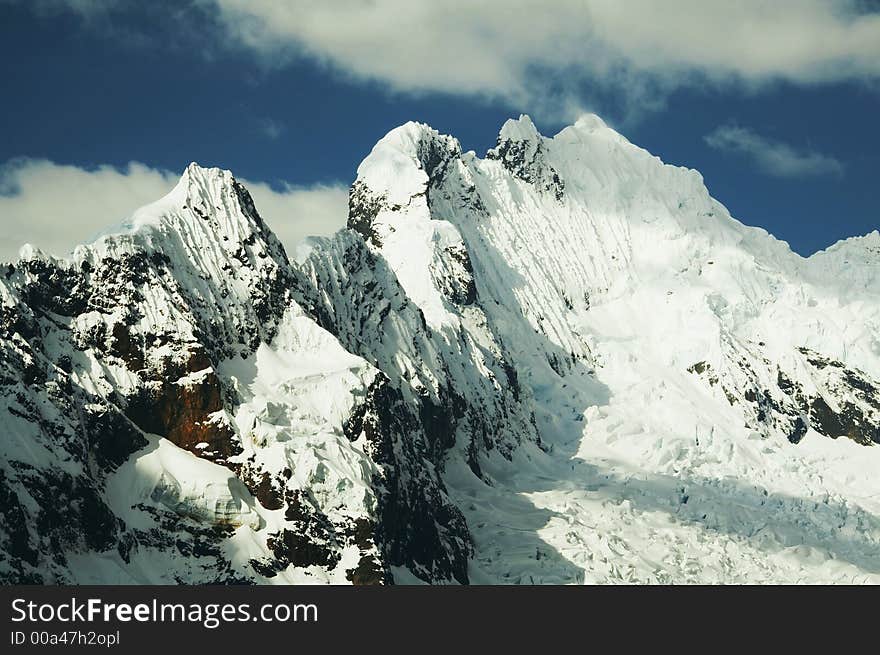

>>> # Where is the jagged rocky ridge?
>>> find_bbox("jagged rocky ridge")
[0,166,479,583]
[2,115,880,584]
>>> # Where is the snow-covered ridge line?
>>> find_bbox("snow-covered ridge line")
[0,155,476,584]
[344,113,880,582]
[2,113,879,585]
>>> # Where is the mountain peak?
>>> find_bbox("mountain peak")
[84,162,257,250]
[365,121,461,164]
[497,114,541,143]
[572,113,608,132]
[15,242,47,262]
[355,121,461,206]
[487,115,564,200]
[179,161,234,190]
[6,114,880,587]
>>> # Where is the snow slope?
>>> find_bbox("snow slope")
[1,115,878,584]
[346,114,880,583]
[0,164,468,584]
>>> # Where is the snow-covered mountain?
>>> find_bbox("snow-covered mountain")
[2,115,879,584]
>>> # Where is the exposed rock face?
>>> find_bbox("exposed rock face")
[0,163,481,584]
[294,230,538,473]
[686,347,880,446]
[486,115,565,201]
[126,370,240,461]
[308,114,880,583]
[2,116,880,585]
[348,374,472,584]
[347,181,387,248]
[798,349,880,445]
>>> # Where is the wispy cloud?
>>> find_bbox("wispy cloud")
[255,117,286,140]
[204,0,880,123]
[0,159,179,261]
[704,125,844,179]
[245,180,348,252]
[14,0,880,124]
[0,158,348,262]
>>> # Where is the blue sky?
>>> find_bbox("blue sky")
[1,1,878,260]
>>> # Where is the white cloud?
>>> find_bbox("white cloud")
[245,181,348,253]
[255,117,286,140]
[0,158,348,262]
[17,1,880,123]
[201,0,880,121]
[704,125,845,178]
[0,160,179,261]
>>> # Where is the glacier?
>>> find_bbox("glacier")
[1,114,879,584]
